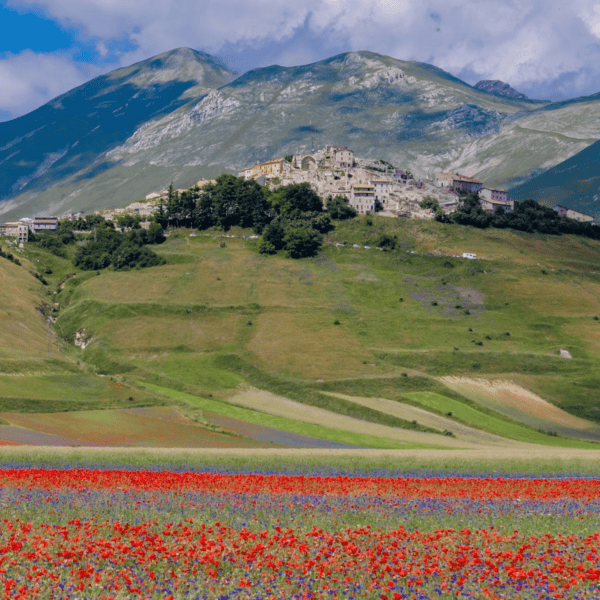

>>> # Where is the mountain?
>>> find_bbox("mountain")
[474,80,528,100]
[507,138,600,218]
[0,48,236,218]
[2,49,600,220]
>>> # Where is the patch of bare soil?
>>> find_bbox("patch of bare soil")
[227,387,480,448]
[440,376,600,442]
[320,392,527,447]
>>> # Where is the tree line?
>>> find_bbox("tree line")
[433,193,600,240]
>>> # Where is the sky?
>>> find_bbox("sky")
[2,0,600,121]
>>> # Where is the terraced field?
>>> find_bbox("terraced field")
[1,215,600,451]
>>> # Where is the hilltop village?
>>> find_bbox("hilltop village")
[0,145,596,242]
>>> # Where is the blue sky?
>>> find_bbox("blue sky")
[2,0,600,121]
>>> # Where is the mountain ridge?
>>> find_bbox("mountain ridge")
[1,48,599,220]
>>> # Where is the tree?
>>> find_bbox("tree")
[155,196,168,228]
[269,183,323,217]
[283,227,322,258]
[326,195,357,220]
[192,183,216,230]
[147,222,166,245]
[116,214,136,229]
[262,222,286,250]
[374,199,384,213]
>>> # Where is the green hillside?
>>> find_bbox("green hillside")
[2,215,600,448]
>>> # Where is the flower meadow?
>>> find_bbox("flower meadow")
[0,467,600,599]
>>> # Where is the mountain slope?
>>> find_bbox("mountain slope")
[507,138,600,217]
[0,48,235,217]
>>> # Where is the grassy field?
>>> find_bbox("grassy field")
[1,216,599,449]
[2,445,600,477]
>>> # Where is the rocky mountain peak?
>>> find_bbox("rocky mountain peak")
[474,80,528,99]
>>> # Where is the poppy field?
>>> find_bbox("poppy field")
[0,462,600,599]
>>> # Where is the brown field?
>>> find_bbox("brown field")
[440,376,600,442]
[0,407,279,448]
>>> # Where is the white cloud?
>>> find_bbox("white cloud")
[4,0,600,109]
[0,51,100,118]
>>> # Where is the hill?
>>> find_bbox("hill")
[4,49,600,219]
[1,216,599,449]
[507,138,600,218]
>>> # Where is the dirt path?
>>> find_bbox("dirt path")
[227,388,495,449]
[440,376,600,442]
[320,392,527,447]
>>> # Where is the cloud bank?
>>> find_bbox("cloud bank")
[2,0,600,119]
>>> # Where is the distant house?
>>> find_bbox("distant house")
[0,222,29,242]
[554,205,594,223]
[371,179,392,200]
[259,159,284,178]
[332,147,354,168]
[435,172,483,193]
[479,188,515,212]
[239,160,284,180]
[479,187,507,202]
[480,198,517,212]
[435,172,456,187]
[350,183,375,214]
[238,165,261,180]
[451,174,483,193]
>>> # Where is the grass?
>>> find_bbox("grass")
[1,446,600,477]
[0,373,163,413]
[403,392,599,448]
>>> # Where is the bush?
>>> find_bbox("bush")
[374,234,397,251]
[258,239,277,255]
[283,228,322,259]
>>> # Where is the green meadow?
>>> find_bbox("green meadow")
[1,214,600,449]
